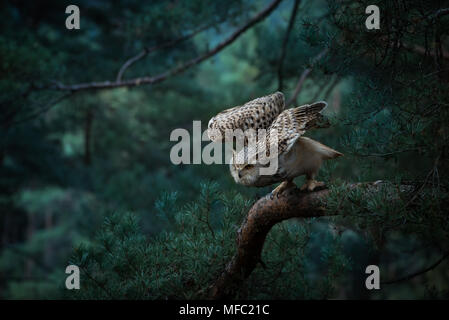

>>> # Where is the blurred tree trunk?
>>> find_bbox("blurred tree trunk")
[84,108,93,166]
[24,213,35,278]
[44,210,53,267]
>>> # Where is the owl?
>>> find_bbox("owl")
[207,92,343,197]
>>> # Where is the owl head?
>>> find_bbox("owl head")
[229,147,269,186]
[230,160,259,186]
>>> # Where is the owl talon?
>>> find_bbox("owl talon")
[270,180,296,199]
[300,180,326,192]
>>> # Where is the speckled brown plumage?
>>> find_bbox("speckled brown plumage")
[208,92,342,193]
[265,101,328,155]
[207,92,285,142]
[233,101,329,165]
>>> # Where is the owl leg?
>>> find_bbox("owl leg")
[300,172,325,192]
[270,180,296,199]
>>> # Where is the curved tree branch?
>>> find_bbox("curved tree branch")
[286,48,328,106]
[51,0,283,92]
[277,0,301,91]
[116,21,220,82]
[382,250,449,285]
[209,182,382,299]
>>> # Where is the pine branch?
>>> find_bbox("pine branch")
[277,0,301,91]
[286,48,328,106]
[209,181,385,299]
[431,8,449,19]
[50,0,283,92]
[382,250,449,285]
[116,21,219,82]
[402,42,449,60]
[10,91,74,125]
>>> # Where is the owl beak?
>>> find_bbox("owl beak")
[238,171,242,178]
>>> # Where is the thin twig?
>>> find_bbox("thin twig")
[350,148,421,158]
[116,22,217,81]
[382,250,449,285]
[286,68,312,107]
[50,0,283,92]
[431,8,449,19]
[322,75,340,100]
[277,0,301,91]
[404,154,440,208]
[286,48,328,106]
[11,91,74,125]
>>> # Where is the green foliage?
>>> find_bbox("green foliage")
[69,182,244,299]
[1,0,448,299]
[69,182,352,299]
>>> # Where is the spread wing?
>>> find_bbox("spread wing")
[235,101,328,164]
[266,101,328,155]
[207,92,285,142]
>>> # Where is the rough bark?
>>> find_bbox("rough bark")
[50,0,283,92]
[209,182,381,299]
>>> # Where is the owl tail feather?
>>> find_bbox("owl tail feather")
[305,137,343,160]
[323,147,344,160]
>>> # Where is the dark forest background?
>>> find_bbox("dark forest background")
[0,0,448,299]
